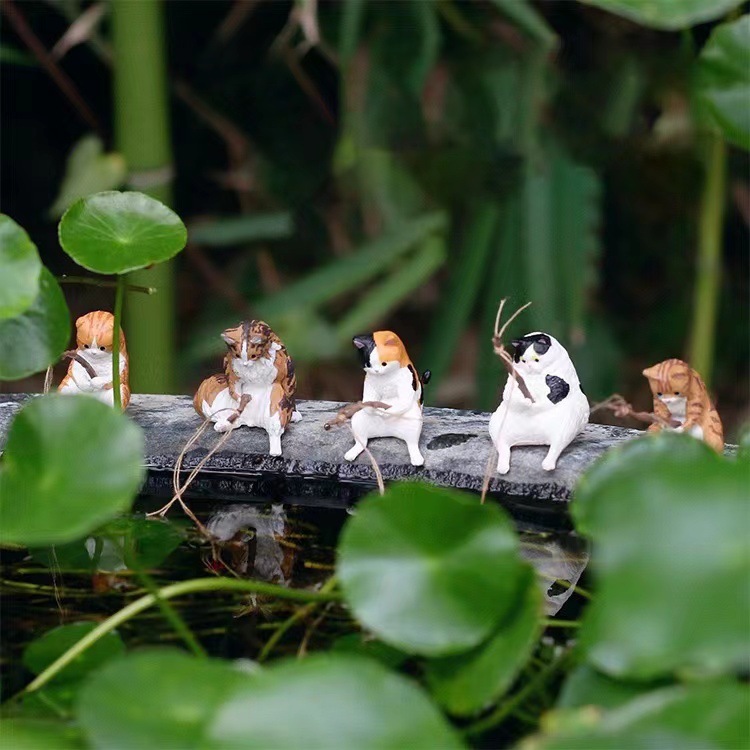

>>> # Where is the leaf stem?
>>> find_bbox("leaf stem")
[21,577,339,695]
[464,649,572,738]
[112,274,125,410]
[57,276,156,294]
[688,131,726,386]
[543,619,581,628]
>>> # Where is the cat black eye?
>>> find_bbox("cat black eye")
[84,344,89,348]
[657,392,662,396]
[381,362,387,367]
[100,346,106,351]
[674,391,680,395]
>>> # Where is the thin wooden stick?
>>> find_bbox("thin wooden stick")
[492,299,535,403]
[323,401,390,431]
[589,394,679,429]
[62,350,97,379]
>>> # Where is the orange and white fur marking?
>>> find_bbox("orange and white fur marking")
[59,311,130,408]
[345,331,426,467]
[193,320,300,456]
[642,358,723,452]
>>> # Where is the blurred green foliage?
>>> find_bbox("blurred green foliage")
[0,0,747,429]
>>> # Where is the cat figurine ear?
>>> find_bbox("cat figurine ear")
[194,320,301,456]
[344,331,427,467]
[58,311,131,409]
[642,359,723,451]
[489,332,589,474]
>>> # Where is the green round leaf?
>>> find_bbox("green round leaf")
[23,622,125,684]
[337,482,528,656]
[581,0,745,30]
[0,268,69,380]
[573,433,749,679]
[0,395,145,546]
[0,215,42,320]
[557,664,664,711]
[695,15,750,151]
[206,654,464,749]
[77,650,248,750]
[77,651,463,750]
[425,566,543,716]
[58,191,187,274]
[530,681,749,750]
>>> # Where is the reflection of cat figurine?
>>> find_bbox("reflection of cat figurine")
[642,359,723,452]
[345,331,429,467]
[59,311,130,408]
[193,320,300,456]
[490,332,589,474]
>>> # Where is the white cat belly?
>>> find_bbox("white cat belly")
[345,367,424,466]
[201,352,287,455]
[60,354,127,406]
[490,373,589,474]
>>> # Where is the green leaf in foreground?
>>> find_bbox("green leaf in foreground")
[58,191,187,275]
[77,650,464,749]
[557,664,664,711]
[695,15,750,151]
[529,681,749,750]
[573,433,749,679]
[425,565,543,716]
[0,214,42,320]
[0,268,69,380]
[0,395,144,546]
[581,0,744,31]
[23,622,125,685]
[0,719,84,749]
[337,482,528,656]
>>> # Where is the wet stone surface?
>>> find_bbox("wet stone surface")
[0,393,645,519]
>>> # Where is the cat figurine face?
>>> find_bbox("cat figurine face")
[59,311,130,408]
[221,320,277,363]
[345,330,426,466]
[490,331,589,474]
[642,358,723,452]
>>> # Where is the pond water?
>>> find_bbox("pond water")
[0,497,588,700]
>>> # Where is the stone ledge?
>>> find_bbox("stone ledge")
[0,394,644,522]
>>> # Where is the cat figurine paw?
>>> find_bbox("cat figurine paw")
[345,331,429,467]
[642,359,723,451]
[489,332,589,474]
[194,320,298,456]
[59,311,131,408]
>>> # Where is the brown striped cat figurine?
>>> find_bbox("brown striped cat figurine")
[194,320,300,455]
[642,359,723,452]
[59,311,130,408]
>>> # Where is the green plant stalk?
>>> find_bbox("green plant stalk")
[22,577,340,695]
[258,576,338,662]
[688,132,727,387]
[133,569,206,659]
[112,0,175,393]
[464,649,571,738]
[112,274,125,410]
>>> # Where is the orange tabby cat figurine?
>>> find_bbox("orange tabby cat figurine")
[59,311,130,408]
[642,358,723,452]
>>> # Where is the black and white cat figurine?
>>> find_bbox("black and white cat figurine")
[489,332,589,474]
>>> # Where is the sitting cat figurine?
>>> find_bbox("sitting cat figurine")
[642,358,723,452]
[345,331,429,467]
[193,320,300,456]
[59,311,130,408]
[490,332,589,474]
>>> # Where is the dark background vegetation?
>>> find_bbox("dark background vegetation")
[2,0,748,436]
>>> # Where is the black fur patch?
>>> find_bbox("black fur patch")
[546,375,569,404]
[512,333,552,363]
[407,364,418,391]
[352,334,375,369]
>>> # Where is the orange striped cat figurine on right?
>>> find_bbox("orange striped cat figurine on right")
[642,359,723,452]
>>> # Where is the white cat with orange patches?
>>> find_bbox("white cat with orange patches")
[345,331,429,467]
[59,311,130,408]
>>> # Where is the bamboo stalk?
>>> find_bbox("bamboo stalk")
[688,132,727,387]
[112,0,176,393]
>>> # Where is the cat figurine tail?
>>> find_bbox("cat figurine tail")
[489,332,589,474]
[59,311,130,408]
[642,359,723,452]
[344,330,426,467]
